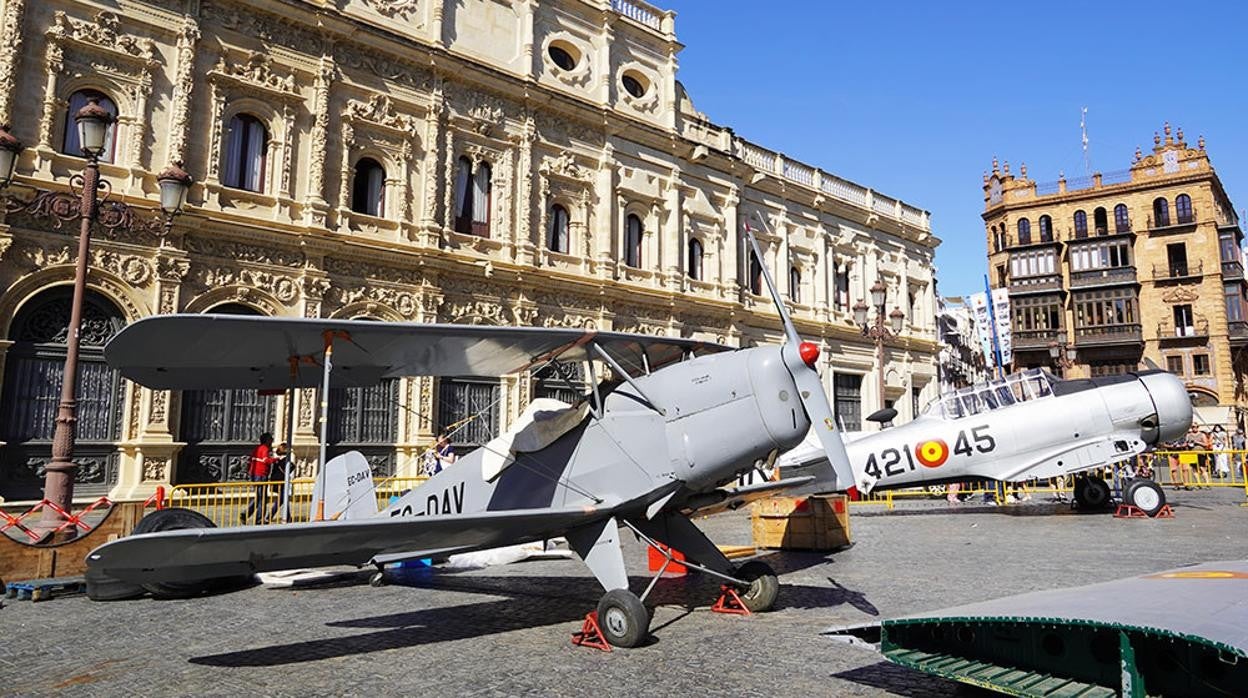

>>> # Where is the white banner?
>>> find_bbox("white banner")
[991,287,1012,367]
[969,292,995,369]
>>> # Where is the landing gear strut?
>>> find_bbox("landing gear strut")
[1074,476,1111,509]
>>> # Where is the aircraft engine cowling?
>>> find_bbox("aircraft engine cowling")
[1138,371,1193,444]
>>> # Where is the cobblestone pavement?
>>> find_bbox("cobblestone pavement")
[4,488,1246,697]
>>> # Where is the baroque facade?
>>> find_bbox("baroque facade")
[0,0,938,503]
[984,124,1245,427]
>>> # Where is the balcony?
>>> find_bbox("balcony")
[1008,274,1062,294]
[1013,328,1063,350]
[1152,261,1203,282]
[1156,318,1209,341]
[1069,266,1137,288]
[1075,323,1143,346]
[1147,212,1197,233]
[1222,259,1244,280]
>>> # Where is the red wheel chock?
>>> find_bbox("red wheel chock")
[1114,503,1175,519]
[571,611,612,652]
[711,584,751,616]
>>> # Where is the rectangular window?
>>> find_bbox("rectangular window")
[437,377,500,449]
[1089,361,1133,377]
[1221,234,1240,263]
[1012,295,1063,332]
[833,374,862,432]
[1009,249,1056,279]
[1166,243,1188,277]
[1226,283,1244,322]
[1193,354,1211,376]
[834,267,850,312]
[1173,304,1194,336]
[1166,355,1185,375]
[1073,288,1139,329]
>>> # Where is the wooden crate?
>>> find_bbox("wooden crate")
[751,494,851,551]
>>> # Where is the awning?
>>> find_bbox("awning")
[1193,405,1232,427]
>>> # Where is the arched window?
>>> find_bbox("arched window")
[1093,207,1108,235]
[223,113,267,192]
[749,252,763,295]
[1,288,125,499]
[1074,210,1088,238]
[350,158,385,216]
[549,204,569,253]
[1176,194,1193,224]
[1017,218,1031,245]
[472,163,492,236]
[1114,203,1130,233]
[789,266,802,303]
[1154,197,1170,227]
[62,90,119,163]
[454,156,473,234]
[624,214,643,268]
[687,238,703,280]
[1039,215,1053,242]
[991,225,1001,252]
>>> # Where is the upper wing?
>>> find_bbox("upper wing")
[86,506,605,584]
[104,314,731,390]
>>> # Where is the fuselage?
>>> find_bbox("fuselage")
[385,345,811,520]
[779,369,1193,490]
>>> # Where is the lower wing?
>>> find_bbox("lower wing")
[86,506,604,584]
[683,476,815,517]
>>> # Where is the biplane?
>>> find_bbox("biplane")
[86,227,862,648]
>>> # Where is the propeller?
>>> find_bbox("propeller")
[744,216,870,495]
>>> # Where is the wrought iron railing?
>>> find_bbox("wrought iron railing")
[1152,261,1203,280]
[1156,318,1209,339]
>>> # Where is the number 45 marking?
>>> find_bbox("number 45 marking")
[954,425,995,457]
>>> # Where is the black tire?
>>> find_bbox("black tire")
[1075,477,1110,509]
[734,560,779,612]
[1124,479,1166,516]
[596,588,650,648]
[131,508,251,599]
[85,566,147,602]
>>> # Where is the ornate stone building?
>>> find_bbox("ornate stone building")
[0,0,938,503]
[984,124,1245,427]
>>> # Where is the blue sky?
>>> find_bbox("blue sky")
[663,1,1248,297]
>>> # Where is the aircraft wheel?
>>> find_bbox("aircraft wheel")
[1124,479,1166,516]
[1075,477,1111,510]
[734,560,780,612]
[596,589,650,648]
[131,508,251,599]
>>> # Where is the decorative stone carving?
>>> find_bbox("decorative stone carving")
[336,44,432,91]
[1161,287,1199,303]
[330,285,418,319]
[142,457,168,482]
[149,390,168,425]
[185,237,305,267]
[461,91,505,135]
[194,266,300,304]
[360,0,423,20]
[156,256,190,282]
[346,94,418,133]
[539,153,590,182]
[202,0,321,51]
[211,51,296,95]
[48,10,156,63]
[306,55,336,214]
[167,18,200,163]
[20,244,154,286]
[0,0,26,125]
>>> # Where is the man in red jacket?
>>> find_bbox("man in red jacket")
[242,432,277,524]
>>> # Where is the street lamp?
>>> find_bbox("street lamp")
[1047,340,1077,377]
[0,106,192,526]
[855,279,906,423]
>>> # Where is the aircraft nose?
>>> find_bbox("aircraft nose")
[1139,371,1193,443]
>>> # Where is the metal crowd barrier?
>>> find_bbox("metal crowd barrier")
[166,476,429,528]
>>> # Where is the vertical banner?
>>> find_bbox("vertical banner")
[991,287,1013,368]
[969,292,995,370]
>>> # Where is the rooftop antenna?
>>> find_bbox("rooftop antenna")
[1080,107,1090,176]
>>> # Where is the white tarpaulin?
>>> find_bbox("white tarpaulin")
[1193,405,1232,428]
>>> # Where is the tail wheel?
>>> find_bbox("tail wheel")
[1075,477,1111,509]
[734,560,779,612]
[130,508,252,599]
[596,589,650,648]
[1125,479,1166,516]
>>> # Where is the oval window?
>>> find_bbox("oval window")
[621,71,649,99]
[547,42,579,71]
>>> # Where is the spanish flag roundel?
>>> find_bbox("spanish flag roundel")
[915,439,949,468]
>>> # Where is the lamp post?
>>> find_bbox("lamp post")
[854,280,905,422]
[0,101,192,523]
[1047,340,1077,378]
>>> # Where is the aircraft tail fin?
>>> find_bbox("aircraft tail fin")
[312,451,380,521]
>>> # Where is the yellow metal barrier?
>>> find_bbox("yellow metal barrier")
[168,476,431,528]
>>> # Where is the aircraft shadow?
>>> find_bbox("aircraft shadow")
[831,660,971,697]
[189,567,878,667]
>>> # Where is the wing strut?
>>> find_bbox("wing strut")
[592,343,663,415]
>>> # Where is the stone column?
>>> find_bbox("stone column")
[166,18,199,164]
[662,171,682,288]
[594,142,615,277]
[514,115,536,264]
[0,0,26,127]
[304,53,335,227]
[721,188,738,298]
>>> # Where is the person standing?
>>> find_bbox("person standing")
[435,433,457,473]
[242,432,277,524]
[1234,427,1246,480]
[1212,426,1231,479]
[1193,427,1214,489]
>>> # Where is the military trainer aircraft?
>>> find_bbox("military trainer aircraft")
[86,227,863,648]
[778,365,1193,515]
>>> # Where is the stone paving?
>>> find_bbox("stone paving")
[3,488,1246,697]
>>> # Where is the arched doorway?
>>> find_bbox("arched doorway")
[325,317,399,476]
[0,288,126,500]
[175,303,277,483]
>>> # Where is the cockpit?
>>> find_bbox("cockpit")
[927,368,1056,420]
